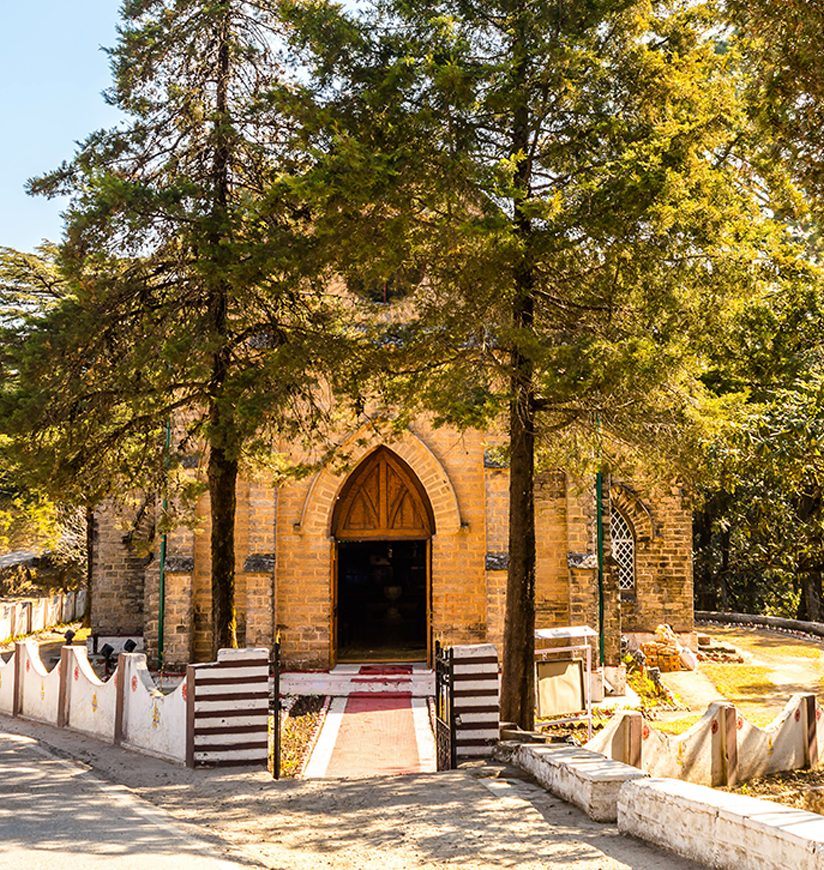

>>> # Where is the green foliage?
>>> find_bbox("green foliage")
[690,209,824,615]
[277,0,813,724]
[726,0,824,212]
[2,1,365,510]
[0,1,370,651]
[691,2,824,617]
[284,0,803,473]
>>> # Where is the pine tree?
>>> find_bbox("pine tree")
[15,1,357,656]
[286,0,798,727]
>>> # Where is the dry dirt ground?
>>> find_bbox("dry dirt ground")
[0,713,700,869]
[656,624,824,729]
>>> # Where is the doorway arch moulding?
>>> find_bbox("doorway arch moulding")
[293,425,464,537]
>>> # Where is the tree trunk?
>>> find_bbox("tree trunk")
[718,525,730,612]
[500,11,536,730]
[82,506,94,629]
[501,374,536,729]
[693,507,715,611]
[208,439,238,653]
[206,5,238,657]
[798,571,822,622]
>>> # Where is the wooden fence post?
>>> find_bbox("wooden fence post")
[113,653,127,745]
[12,641,24,717]
[720,703,739,787]
[185,665,196,769]
[623,710,643,769]
[56,646,71,728]
[803,693,818,769]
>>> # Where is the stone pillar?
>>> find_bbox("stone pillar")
[566,475,623,666]
[144,549,194,669]
[452,643,500,760]
[241,557,275,649]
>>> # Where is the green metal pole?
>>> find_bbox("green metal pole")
[157,418,171,670]
[596,469,605,666]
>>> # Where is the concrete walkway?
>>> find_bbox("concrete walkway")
[304,665,436,778]
[0,730,245,869]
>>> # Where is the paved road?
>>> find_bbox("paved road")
[0,716,703,869]
[0,730,247,869]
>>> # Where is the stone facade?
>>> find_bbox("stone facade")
[91,420,694,669]
[90,501,151,637]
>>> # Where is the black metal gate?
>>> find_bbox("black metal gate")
[434,640,457,770]
[270,640,282,779]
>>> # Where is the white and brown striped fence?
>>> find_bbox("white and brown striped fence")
[186,648,270,767]
[452,643,500,760]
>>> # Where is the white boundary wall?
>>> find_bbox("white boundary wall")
[587,693,818,786]
[619,777,824,870]
[65,646,118,742]
[121,654,187,762]
[514,743,649,821]
[1,641,269,769]
[19,639,62,724]
[0,591,86,642]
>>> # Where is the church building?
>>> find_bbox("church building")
[90,418,694,670]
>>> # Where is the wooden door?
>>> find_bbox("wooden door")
[332,447,435,664]
[332,448,434,540]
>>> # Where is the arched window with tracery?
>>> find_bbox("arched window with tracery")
[611,508,635,591]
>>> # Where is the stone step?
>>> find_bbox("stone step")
[281,670,435,697]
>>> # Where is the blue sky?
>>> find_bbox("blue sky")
[0,2,121,252]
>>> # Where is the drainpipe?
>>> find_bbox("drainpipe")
[157,418,171,670]
[596,470,605,666]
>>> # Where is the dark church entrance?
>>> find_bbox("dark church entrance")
[337,540,428,661]
[331,447,435,663]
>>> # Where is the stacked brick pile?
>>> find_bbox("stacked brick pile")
[640,624,682,673]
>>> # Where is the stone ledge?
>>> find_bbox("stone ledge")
[567,552,597,570]
[509,743,648,822]
[619,777,824,870]
[485,552,509,571]
[243,553,275,573]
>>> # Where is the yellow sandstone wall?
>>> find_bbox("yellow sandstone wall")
[93,422,694,669]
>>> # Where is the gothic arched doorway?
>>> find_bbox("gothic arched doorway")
[331,447,434,662]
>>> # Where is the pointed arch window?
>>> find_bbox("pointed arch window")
[611,509,635,591]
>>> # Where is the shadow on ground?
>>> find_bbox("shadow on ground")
[0,714,699,869]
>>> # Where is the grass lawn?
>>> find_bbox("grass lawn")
[651,714,703,736]
[700,663,775,701]
[710,628,824,661]
[699,662,786,726]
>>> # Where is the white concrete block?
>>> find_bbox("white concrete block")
[451,643,498,659]
[619,777,824,870]
[216,647,268,662]
[516,743,648,822]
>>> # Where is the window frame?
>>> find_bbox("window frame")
[610,507,636,593]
